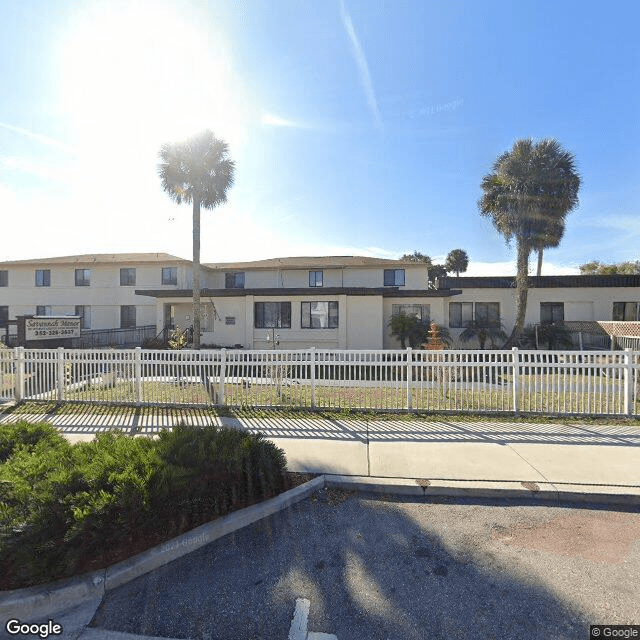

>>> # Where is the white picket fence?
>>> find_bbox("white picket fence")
[1,347,639,416]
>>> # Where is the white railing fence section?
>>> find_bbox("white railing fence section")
[1,347,638,416]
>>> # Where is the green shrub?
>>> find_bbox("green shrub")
[0,423,288,589]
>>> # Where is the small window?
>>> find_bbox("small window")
[162,267,177,285]
[254,302,291,328]
[36,305,52,316]
[540,302,564,323]
[309,271,323,287]
[475,302,500,327]
[0,306,8,327]
[35,269,50,287]
[384,269,405,286]
[75,269,91,286]
[0,271,7,287]
[613,302,640,321]
[120,268,136,286]
[449,302,473,328]
[392,304,430,323]
[75,305,91,329]
[225,316,236,325]
[120,305,136,328]
[301,301,339,329]
[225,272,245,289]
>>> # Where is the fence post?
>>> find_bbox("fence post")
[134,347,143,405]
[406,347,413,412]
[511,347,520,415]
[56,347,65,402]
[14,347,25,402]
[623,348,633,416]
[310,347,316,408]
[218,348,226,406]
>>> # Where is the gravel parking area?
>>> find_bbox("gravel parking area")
[91,490,640,640]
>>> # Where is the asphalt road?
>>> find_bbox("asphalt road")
[90,490,640,640]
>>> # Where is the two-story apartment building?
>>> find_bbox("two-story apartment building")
[2,253,639,349]
[0,253,190,341]
[137,256,456,349]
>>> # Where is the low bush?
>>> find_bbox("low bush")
[0,423,288,590]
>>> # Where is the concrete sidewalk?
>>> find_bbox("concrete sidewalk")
[2,409,640,500]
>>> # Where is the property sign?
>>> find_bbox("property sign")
[25,317,81,340]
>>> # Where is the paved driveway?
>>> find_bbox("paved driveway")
[91,490,640,640]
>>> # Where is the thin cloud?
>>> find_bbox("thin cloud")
[261,113,312,130]
[0,121,76,155]
[339,0,383,133]
[0,156,71,182]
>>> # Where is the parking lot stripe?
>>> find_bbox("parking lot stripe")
[288,598,310,640]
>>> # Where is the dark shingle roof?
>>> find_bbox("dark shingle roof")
[437,275,640,289]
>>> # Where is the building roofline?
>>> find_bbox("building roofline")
[437,274,640,289]
[0,253,189,267]
[135,287,458,299]
[202,256,415,270]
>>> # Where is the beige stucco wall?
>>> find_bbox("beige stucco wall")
[0,262,186,332]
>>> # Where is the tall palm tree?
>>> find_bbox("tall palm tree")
[533,212,565,276]
[158,130,235,349]
[479,138,580,347]
[445,249,469,277]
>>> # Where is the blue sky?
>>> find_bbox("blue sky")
[0,0,638,275]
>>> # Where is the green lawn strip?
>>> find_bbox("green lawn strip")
[0,420,290,591]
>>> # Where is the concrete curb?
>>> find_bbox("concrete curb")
[0,570,105,620]
[0,476,325,622]
[325,475,640,506]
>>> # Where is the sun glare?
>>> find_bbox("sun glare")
[58,1,248,158]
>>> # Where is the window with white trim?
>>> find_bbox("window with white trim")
[35,269,50,287]
[613,302,640,321]
[225,272,245,289]
[392,304,430,323]
[162,267,177,285]
[120,268,136,286]
[0,271,7,287]
[75,269,91,286]
[384,269,405,286]
[254,302,291,328]
[120,305,136,328]
[309,271,323,287]
[36,306,52,316]
[540,302,564,323]
[301,301,339,328]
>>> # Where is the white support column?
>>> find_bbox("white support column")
[134,347,143,405]
[512,347,520,415]
[623,348,633,416]
[310,347,316,408]
[14,347,25,402]
[218,348,226,406]
[406,347,413,411]
[56,347,65,402]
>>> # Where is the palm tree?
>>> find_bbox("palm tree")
[158,130,235,349]
[479,138,580,347]
[389,312,420,349]
[445,249,469,277]
[533,214,565,276]
[519,322,574,350]
[459,318,507,350]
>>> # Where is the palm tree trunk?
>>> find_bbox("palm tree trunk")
[505,240,531,347]
[192,199,201,350]
[536,248,544,277]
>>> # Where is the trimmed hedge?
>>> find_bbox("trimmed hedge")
[0,422,288,589]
